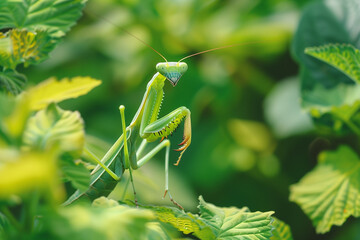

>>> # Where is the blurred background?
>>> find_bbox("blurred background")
[19,0,360,239]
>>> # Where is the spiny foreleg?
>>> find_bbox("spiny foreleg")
[142,106,191,166]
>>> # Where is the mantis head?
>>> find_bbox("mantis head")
[156,62,188,86]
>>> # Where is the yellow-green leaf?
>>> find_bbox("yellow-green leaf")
[290,145,360,233]
[23,103,84,155]
[0,29,55,69]
[25,76,101,111]
[0,150,60,199]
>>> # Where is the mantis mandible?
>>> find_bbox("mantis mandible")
[64,10,264,209]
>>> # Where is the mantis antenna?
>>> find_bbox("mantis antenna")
[178,40,272,62]
[84,9,168,63]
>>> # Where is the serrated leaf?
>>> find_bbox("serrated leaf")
[292,0,360,90]
[24,76,101,110]
[197,196,275,240]
[0,68,26,95]
[270,217,293,240]
[290,145,360,233]
[61,154,90,193]
[0,0,86,38]
[143,204,215,240]
[305,44,360,84]
[22,103,84,155]
[292,0,360,135]
[0,29,55,69]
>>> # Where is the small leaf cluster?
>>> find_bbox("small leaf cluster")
[289,0,360,234]
[0,0,86,95]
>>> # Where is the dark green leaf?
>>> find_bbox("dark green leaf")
[61,154,90,193]
[293,0,360,134]
[0,68,26,95]
[293,0,360,90]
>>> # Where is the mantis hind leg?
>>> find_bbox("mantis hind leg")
[135,139,183,209]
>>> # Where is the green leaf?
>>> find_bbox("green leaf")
[24,76,101,111]
[292,0,360,90]
[147,196,275,240]
[0,0,86,38]
[144,204,215,240]
[22,103,84,155]
[0,68,26,95]
[197,196,274,240]
[61,154,90,193]
[301,82,360,135]
[292,0,360,134]
[0,29,55,69]
[290,145,360,233]
[305,44,360,84]
[270,217,293,240]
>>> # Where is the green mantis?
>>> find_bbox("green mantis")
[64,59,192,208]
[64,10,264,209]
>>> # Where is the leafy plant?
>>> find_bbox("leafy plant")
[290,0,360,234]
[0,0,293,239]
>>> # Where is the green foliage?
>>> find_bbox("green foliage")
[0,69,27,94]
[0,0,86,38]
[144,196,275,240]
[288,0,360,236]
[0,29,55,69]
[98,196,275,240]
[23,103,85,154]
[61,155,91,193]
[270,218,293,240]
[293,0,360,135]
[0,0,86,95]
[305,44,360,84]
[290,146,360,233]
[8,0,360,239]
[24,76,101,110]
[196,196,274,239]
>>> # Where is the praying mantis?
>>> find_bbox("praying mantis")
[64,9,263,209]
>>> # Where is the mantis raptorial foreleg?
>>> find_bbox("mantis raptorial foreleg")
[140,106,191,166]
